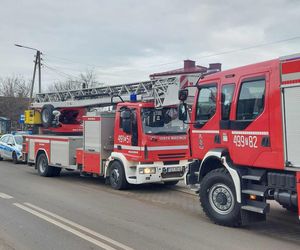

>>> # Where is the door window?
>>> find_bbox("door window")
[221,84,235,120]
[236,78,265,120]
[7,136,14,145]
[1,136,8,144]
[196,84,217,122]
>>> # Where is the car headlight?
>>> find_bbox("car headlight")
[139,167,156,174]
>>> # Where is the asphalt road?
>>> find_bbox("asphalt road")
[0,160,300,250]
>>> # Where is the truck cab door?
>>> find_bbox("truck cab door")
[220,73,271,167]
[191,82,220,159]
[116,107,141,161]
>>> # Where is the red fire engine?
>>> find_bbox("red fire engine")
[179,53,300,226]
[23,77,195,189]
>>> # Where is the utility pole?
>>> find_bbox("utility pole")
[15,44,42,99]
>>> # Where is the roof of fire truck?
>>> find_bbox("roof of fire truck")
[196,53,300,85]
[197,58,280,85]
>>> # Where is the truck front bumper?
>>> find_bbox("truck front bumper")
[134,160,189,184]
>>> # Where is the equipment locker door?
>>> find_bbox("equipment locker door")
[281,57,300,167]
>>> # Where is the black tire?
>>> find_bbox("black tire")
[200,168,241,227]
[52,167,62,176]
[109,161,128,190]
[0,153,3,161]
[12,151,18,164]
[41,104,55,128]
[164,180,179,186]
[37,153,54,177]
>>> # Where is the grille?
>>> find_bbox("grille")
[161,171,184,178]
[158,153,186,160]
[163,161,180,165]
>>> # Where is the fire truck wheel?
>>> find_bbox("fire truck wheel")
[109,161,128,190]
[41,104,55,128]
[200,168,241,227]
[37,153,54,177]
[12,152,18,164]
[52,167,62,177]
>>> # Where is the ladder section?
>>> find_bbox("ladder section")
[32,77,179,108]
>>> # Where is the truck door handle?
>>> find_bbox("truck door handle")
[117,145,122,150]
[261,136,270,147]
[214,135,221,144]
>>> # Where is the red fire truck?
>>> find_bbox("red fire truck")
[178,53,300,226]
[22,77,194,189]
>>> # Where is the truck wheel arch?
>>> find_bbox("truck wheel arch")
[106,158,124,177]
[105,152,136,184]
[199,149,241,203]
[199,156,223,182]
[35,149,50,168]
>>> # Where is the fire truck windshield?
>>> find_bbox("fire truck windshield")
[141,107,187,135]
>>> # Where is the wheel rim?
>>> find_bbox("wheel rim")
[39,157,47,173]
[42,110,50,123]
[110,168,120,186]
[208,183,234,215]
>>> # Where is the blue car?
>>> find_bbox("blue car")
[0,134,23,164]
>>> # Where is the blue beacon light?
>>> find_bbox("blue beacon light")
[130,93,137,102]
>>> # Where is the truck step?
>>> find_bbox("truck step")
[241,169,266,182]
[242,175,262,181]
[242,200,270,214]
[242,189,264,197]
[242,205,265,214]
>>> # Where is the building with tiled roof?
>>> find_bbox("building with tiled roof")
[149,59,221,79]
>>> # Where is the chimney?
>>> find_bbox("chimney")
[209,63,222,71]
[184,59,195,69]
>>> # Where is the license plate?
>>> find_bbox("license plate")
[167,166,182,173]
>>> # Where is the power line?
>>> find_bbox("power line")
[43,35,300,72]
[43,63,82,80]
[195,35,300,60]
[43,54,107,68]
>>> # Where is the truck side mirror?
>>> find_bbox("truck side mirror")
[178,103,188,121]
[178,89,188,102]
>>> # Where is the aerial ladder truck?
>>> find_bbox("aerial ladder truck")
[22,77,194,189]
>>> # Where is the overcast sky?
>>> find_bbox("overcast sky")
[1,0,300,91]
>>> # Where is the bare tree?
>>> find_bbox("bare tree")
[47,69,104,92]
[0,75,31,97]
[0,75,31,130]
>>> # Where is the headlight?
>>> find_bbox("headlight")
[139,167,156,174]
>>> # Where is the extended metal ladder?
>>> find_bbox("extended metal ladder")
[31,77,181,108]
